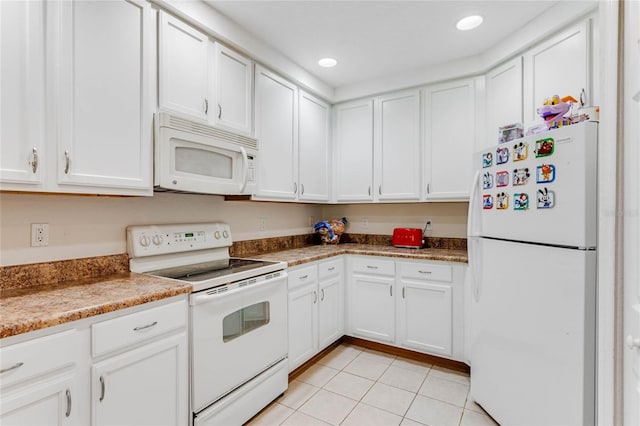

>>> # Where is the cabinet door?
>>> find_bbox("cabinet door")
[56,0,153,194]
[334,99,374,202]
[397,279,453,357]
[298,90,330,202]
[288,282,319,371]
[1,373,76,426]
[213,43,253,135]
[375,90,421,201]
[350,274,395,343]
[92,332,188,426]
[523,21,590,124]
[0,0,46,188]
[318,275,343,350]
[254,66,298,200]
[423,78,476,201]
[484,57,523,151]
[158,11,210,121]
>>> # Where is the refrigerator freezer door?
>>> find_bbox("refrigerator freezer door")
[469,238,596,426]
[472,122,597,248]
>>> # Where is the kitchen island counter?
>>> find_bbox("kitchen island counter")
[250,243,468,267]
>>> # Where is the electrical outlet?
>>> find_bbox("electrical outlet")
[31,223,49,247]
[425,220,433,231]
[259,217,266,231]
[362,218,369,229]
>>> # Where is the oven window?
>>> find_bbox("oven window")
[175,147,233,179]
[222,302,270,342]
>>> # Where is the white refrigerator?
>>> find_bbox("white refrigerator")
[467,122,597,425]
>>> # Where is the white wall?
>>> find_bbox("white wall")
[0,192,322,266]
[0,192,468,266]
[322,202,468,238]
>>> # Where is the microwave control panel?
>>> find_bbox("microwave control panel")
[127,223,232,258]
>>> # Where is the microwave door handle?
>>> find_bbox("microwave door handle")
[238,146,249,193]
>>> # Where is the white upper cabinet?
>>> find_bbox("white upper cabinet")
[423,78,477,201]
[0,0,46,188]
[212,43,253,135]
[158,11,210,122]
[483,57,523,151]
[298,90,330,202]
[523,20,590,125]
[334,99,374,202]
[158,13,253,136]
[374,90,421,201]
[254,65,298,200]
[56,0,154,194]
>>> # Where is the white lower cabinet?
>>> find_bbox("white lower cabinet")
[0,296,188,426]
[347,256,466,361]
[0,330,80,426]
[288,258,344,372]
[348,257,396,344]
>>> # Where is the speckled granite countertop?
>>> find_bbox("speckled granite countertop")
[0,273,191,339]
[250,243,468,267]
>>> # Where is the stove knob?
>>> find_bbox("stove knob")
[152,235,163,246]
[214,231,221,239]
[222,230,229,239]
[139,235,151,247]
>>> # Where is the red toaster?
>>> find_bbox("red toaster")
[392,228,424,248]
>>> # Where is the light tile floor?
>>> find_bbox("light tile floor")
[247,343,499,426]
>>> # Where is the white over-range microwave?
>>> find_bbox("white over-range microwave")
[154,112,257,195]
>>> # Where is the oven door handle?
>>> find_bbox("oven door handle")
[190,274,287,306]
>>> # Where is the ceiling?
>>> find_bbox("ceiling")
[205,0,563,89]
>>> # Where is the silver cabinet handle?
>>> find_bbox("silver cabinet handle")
[368,186,371,196]
[366,265,378,269]
[31,148,38,173]
[418,270,432,274]
[301,183,304,195]
[299,274,308,280]
[133,321,158,331]
[64,150,70,174]
[218,104,222,119]
[402,287,405,299]
[99,376,105,402]
[427,183,430,194]
[320,288,325,301]
[378,185,382,195]
[313,290,317,304]
[0,362,24,374]
[390,286,393,297]
[204,98,209,114]
[293,182,298,194]
[327,267,335,271]
[65,389,72,417]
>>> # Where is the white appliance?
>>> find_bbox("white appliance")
[467,122,597,425]
[154,112,258,195]
[127,223,288,426]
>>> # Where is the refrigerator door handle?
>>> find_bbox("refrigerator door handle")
[470,238,482,302]
[467,170,481,237]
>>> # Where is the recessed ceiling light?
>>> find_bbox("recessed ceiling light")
[456,15,483,31]
[318,57,338,68]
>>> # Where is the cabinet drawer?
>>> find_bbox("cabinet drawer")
[288,265,318,290]
[399,262,452,283]
[92,300,187,357]
[351,257,395,276]
[0,329,77,388]
[318,258,343,279]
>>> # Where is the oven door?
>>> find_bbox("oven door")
[190,272,288,413]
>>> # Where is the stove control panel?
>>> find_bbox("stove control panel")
[127,223,232,258]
